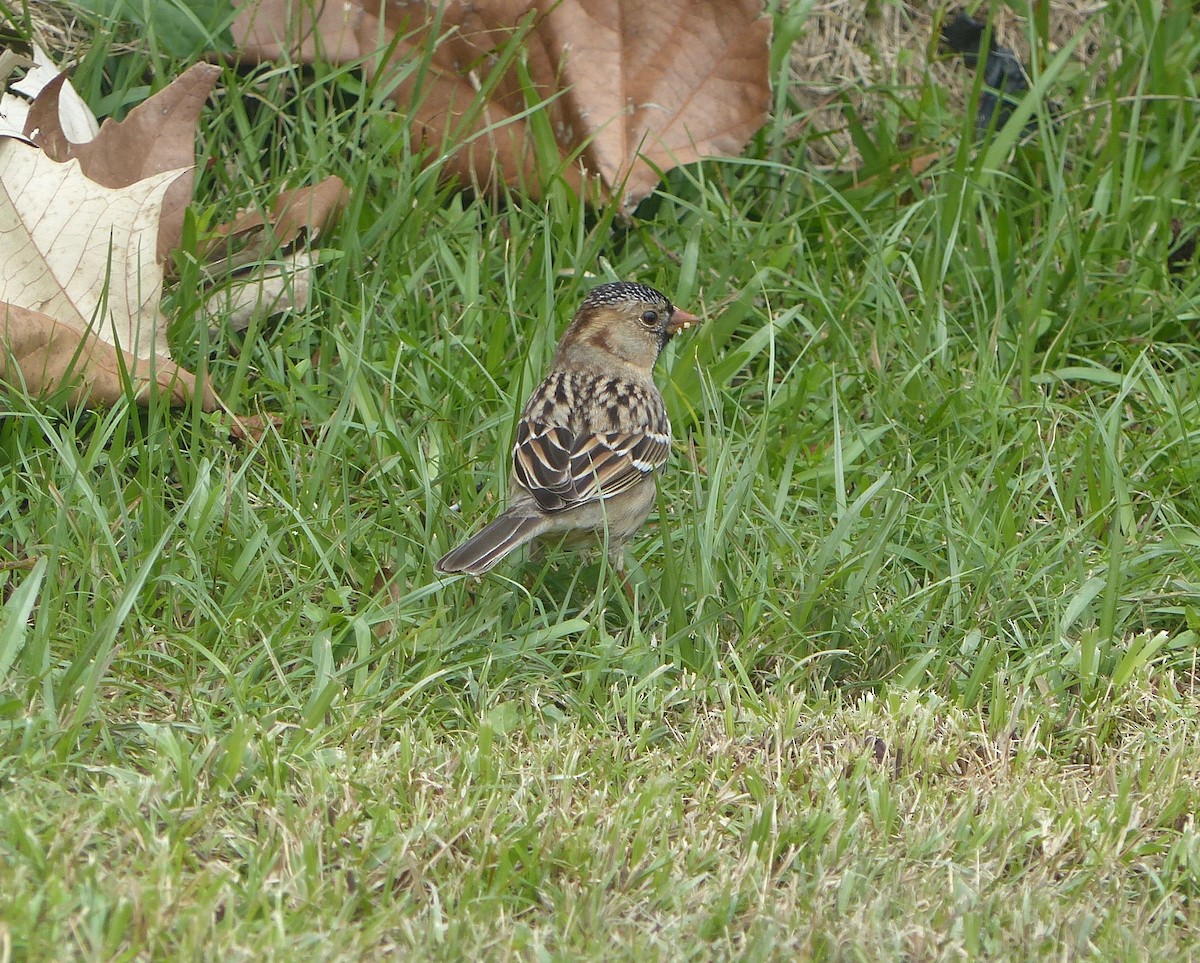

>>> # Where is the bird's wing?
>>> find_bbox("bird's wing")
[513,421,671,514]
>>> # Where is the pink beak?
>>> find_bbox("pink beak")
[667,307,700,336]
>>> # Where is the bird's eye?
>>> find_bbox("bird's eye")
[640,309,659,326]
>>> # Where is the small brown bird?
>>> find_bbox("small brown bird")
[435,281,699,576]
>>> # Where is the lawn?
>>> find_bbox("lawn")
[3,0,1200,959]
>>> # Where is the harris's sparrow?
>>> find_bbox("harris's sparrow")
[435,281,699,576]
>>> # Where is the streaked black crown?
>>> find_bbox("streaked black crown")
[582,281,672,314]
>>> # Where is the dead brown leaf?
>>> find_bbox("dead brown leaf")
[0,48,36,140]
[0,303,215,407]
[1,136,186,361]
[225,411,288,442]
[199,175,349,273]
[2,46,341,418]
[230,0,771,211]
[231,0,366,63]
[24,63,221,261]
[205,250,319,333]
[371,564,403,639]
[198,176,348,333]
[544,0,772,209]
[1,42,98,144]
[0,58,221,411]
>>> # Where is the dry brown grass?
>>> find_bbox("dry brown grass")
[788,0,1111,168]
[12,0,102,55]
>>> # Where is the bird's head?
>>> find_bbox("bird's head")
[553,281,699,376]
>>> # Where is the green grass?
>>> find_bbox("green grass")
[3,0,1200,957]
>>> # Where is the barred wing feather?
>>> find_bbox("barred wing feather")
[514,421,670,514]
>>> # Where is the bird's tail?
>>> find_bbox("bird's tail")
[435,511,546,576]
